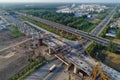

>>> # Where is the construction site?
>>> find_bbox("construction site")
[0,9,120,80]
[0,15,34,80]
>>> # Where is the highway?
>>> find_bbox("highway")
[1,11,70,80]
[90,7,116,35]
[2,11,120,80]
[42,34,120,80]
[43,63,64,80]
[15,7,120,51]
[25,59,65,80]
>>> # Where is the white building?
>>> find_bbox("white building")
[56,8,74,13]
[56,4,108,15]
[106,33,116,37]
[74,12,88,17]
[71,4,76,8]
[110,22,118,28]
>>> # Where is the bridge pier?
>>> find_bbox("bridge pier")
[73,65,78,74]
[66,64,71,71]
[48,47,51,55]
[26,29,31,37]
[48,46,52,55]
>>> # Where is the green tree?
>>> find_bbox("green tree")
[97,50,107,62]
[116,28,120,39]
[107,41,117,52]
[26,10,95,32]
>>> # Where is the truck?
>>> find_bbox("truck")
[49,64,56,72]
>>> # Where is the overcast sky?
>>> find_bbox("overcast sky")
[0,0,119,3]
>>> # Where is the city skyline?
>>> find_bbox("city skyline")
[0,0,119,3]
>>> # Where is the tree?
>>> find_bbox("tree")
[107,41,117,52]
[97,50,107,62]
[116,28,120,39]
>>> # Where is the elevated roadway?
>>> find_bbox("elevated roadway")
[3,11,120,79]
[16,8,120,51]
[42,34,120,80]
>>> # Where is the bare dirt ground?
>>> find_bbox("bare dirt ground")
[113,39,120,44]
[0,29,35,80]
[105,51,120,72]
[0,29,27,50]
[107,51,120,64]
[0,39,34,80]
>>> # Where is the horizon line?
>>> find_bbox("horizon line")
[0,2,119,3]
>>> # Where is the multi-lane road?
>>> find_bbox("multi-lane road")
[2,8,120,79]
[90,7,116,35]
[25,59,66,80]
[16,7,120,51]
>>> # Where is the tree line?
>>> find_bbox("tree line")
[26,10,95,32]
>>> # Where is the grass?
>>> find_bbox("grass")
[90,19,100,24]
[84,24,96,32]
[24,22,33,28]
[9,57,46,80]
[99,25,109,38]
[113,39,120,44]
[97,12,108,20]
[107,51,120,64]
[21,16,77,40]
[104,51,120,72]
[25,10,96,33]
[87,42,120,71]
[10,26,24,38]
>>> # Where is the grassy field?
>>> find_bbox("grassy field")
[90,19,100,24]
[107,51,120,64]
[113,39,120,44]
[10,26,24,38]
[9,57,46,80]
[105,51,120,72]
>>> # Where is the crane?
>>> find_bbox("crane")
[92,61,109,80]
[77,36,109,80]
[58,30,109,80]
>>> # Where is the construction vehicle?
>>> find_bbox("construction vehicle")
[49,64,56,72]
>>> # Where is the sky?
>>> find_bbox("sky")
[0,0,119,3]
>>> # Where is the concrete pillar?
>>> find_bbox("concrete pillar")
[38,31,41,39]
[65,64,71,71]
[24,27,27,34]
[27,29,30,37]
[32,41,37,48]
[48,46,51,55]
[66,65,70,71]
[73,65,78,74]
[32,31,35,41]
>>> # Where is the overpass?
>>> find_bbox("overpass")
[15,7,120,51]
[41,34,120,80]
[42,34,93,76]
[3,12,120,79]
